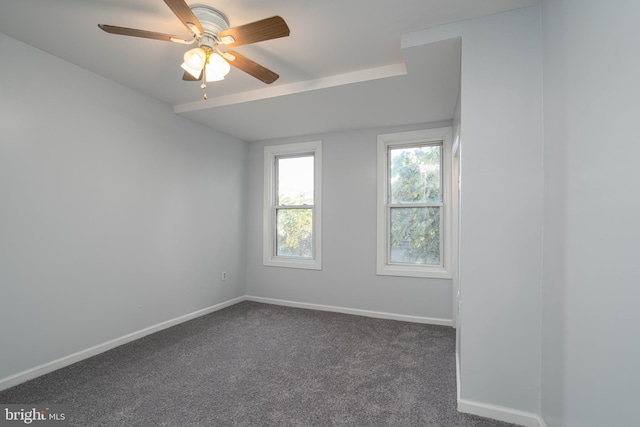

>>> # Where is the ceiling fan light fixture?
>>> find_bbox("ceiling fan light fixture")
[98,0,290,97]
[204,52,231,82]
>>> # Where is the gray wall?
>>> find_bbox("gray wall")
[457,8,543,414]
[541,1,640,426]
[0,34,248,381]
[245,124,454,321]
[402,6,544,415]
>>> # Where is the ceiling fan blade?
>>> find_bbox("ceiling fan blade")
[219,16,290,47]
[164,0,204,36]
[224,51,279,84]
[182,70,203,81]
[98,24,190,43]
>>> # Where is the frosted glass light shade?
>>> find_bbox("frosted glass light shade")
[184,48,206,68]
[181,47,206,78]
[181,62,202,79]
[205,53,231,82]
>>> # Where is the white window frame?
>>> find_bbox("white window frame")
[376,127,453,279]
[263,141,322,270]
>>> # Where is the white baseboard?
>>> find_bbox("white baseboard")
[457,398,547,427]
[245,295,453,326]
[0,296,245,392]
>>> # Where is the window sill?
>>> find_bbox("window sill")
[264,257,322,270]
[376,264,452,279]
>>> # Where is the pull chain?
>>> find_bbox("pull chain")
[201,68,207,100]
[201,49,210,100]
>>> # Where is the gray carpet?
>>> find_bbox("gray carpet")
[0,301,516,426]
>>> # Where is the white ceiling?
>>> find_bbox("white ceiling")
[0,0,539,141]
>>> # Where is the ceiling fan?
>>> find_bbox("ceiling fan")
[98,0,290,99]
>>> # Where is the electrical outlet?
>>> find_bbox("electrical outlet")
[222,271,227,281]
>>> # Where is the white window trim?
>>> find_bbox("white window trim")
[376,127,453,279]
[263,141,322,270]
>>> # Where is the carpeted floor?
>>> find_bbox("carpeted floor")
[0,301,516,426]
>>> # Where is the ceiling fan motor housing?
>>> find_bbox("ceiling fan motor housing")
[190,4,229,49]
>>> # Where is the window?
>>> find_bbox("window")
[377,128,453,278]
[264,141,322,270]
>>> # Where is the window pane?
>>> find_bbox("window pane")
[390,145,441,203]
[278,156,314,205]
[390,207,440,265]
[276,208,313,258]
